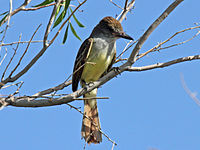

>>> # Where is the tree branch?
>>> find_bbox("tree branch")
[33,80,72,97]
[1,35,21,81]
[0,0,32,26]
[117,0,135,23]
[137,25,200,60]
[0,40,43,47]
[127,0,184,64]
[126,55,200,72]
[43,0,62,47]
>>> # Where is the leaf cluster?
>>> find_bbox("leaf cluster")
[0,0,85,43]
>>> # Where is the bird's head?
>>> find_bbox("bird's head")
[93,16,133,40]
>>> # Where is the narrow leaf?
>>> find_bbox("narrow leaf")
[0,11,8,16]
[69,22,81,41]
[0,14,8,27]
[53,9,66,28]
[70,7,85,28]
[62,23,69,44]
[65,0,70,10]
[33,0,54,7]
[54,4,62,21]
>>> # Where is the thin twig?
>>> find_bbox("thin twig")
[126,0,184,65]
[124,0,129,10]
[23,3,56,11]
[8,24,41,78]
[73,97,109,100]
[43,0,62,47]
[0,48,7,66]
[116,40,135,61]
[12,81,24,96]
[1,81,23,89]
[0,0,13,52]
[0,0,32,26]
[0,40,44,47]
[1,34,22,81]
[155,30,200,51]
[137,25,200,60]
[126,55,200,72]
[111,142,115,150]
[109,0,123,10]
[117,0,135,23]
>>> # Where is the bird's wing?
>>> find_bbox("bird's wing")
[72,38,94,92]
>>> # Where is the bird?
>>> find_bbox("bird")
[72,16,133,144]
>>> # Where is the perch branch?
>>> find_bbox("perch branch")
[126,55,200,72]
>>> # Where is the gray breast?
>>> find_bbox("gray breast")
[93,38,116,57]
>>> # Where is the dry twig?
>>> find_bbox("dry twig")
[8,24,41,78]
[0,40,44,47]
[1,34,22,81]
[126,55,200,72]
[137,25,200,60]
[0,0,32,26]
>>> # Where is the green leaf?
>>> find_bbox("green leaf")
[53,0,70,28]
[70,7,85,28]
[54,4,62,21]
[0,14,8,27]
[0,11,8,16]
[53,9,67,28]
[65,0,70,10]
[62,23,69,44]
[33,0,54,7]
[69,22,81,41]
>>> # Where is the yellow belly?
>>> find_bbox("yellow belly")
[81,49,113,83]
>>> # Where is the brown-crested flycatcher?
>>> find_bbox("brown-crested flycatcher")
[72,16,133,144]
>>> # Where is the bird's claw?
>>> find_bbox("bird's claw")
[112,67,121,75]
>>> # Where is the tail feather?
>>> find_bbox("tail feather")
[81,90,102,144]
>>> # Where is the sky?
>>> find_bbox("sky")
[1,0,200,150]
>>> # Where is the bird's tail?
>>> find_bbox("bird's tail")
[81,88,102,144]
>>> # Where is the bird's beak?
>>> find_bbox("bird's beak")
[116,31,133,40]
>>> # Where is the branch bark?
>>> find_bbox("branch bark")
[126,55,200,71]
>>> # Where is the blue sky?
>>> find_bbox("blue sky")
[1,0,200,150]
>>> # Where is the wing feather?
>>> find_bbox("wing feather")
[72,38,93,92]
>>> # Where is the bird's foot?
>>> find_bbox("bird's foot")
[83,81,94,91]
[112,67,121,76]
